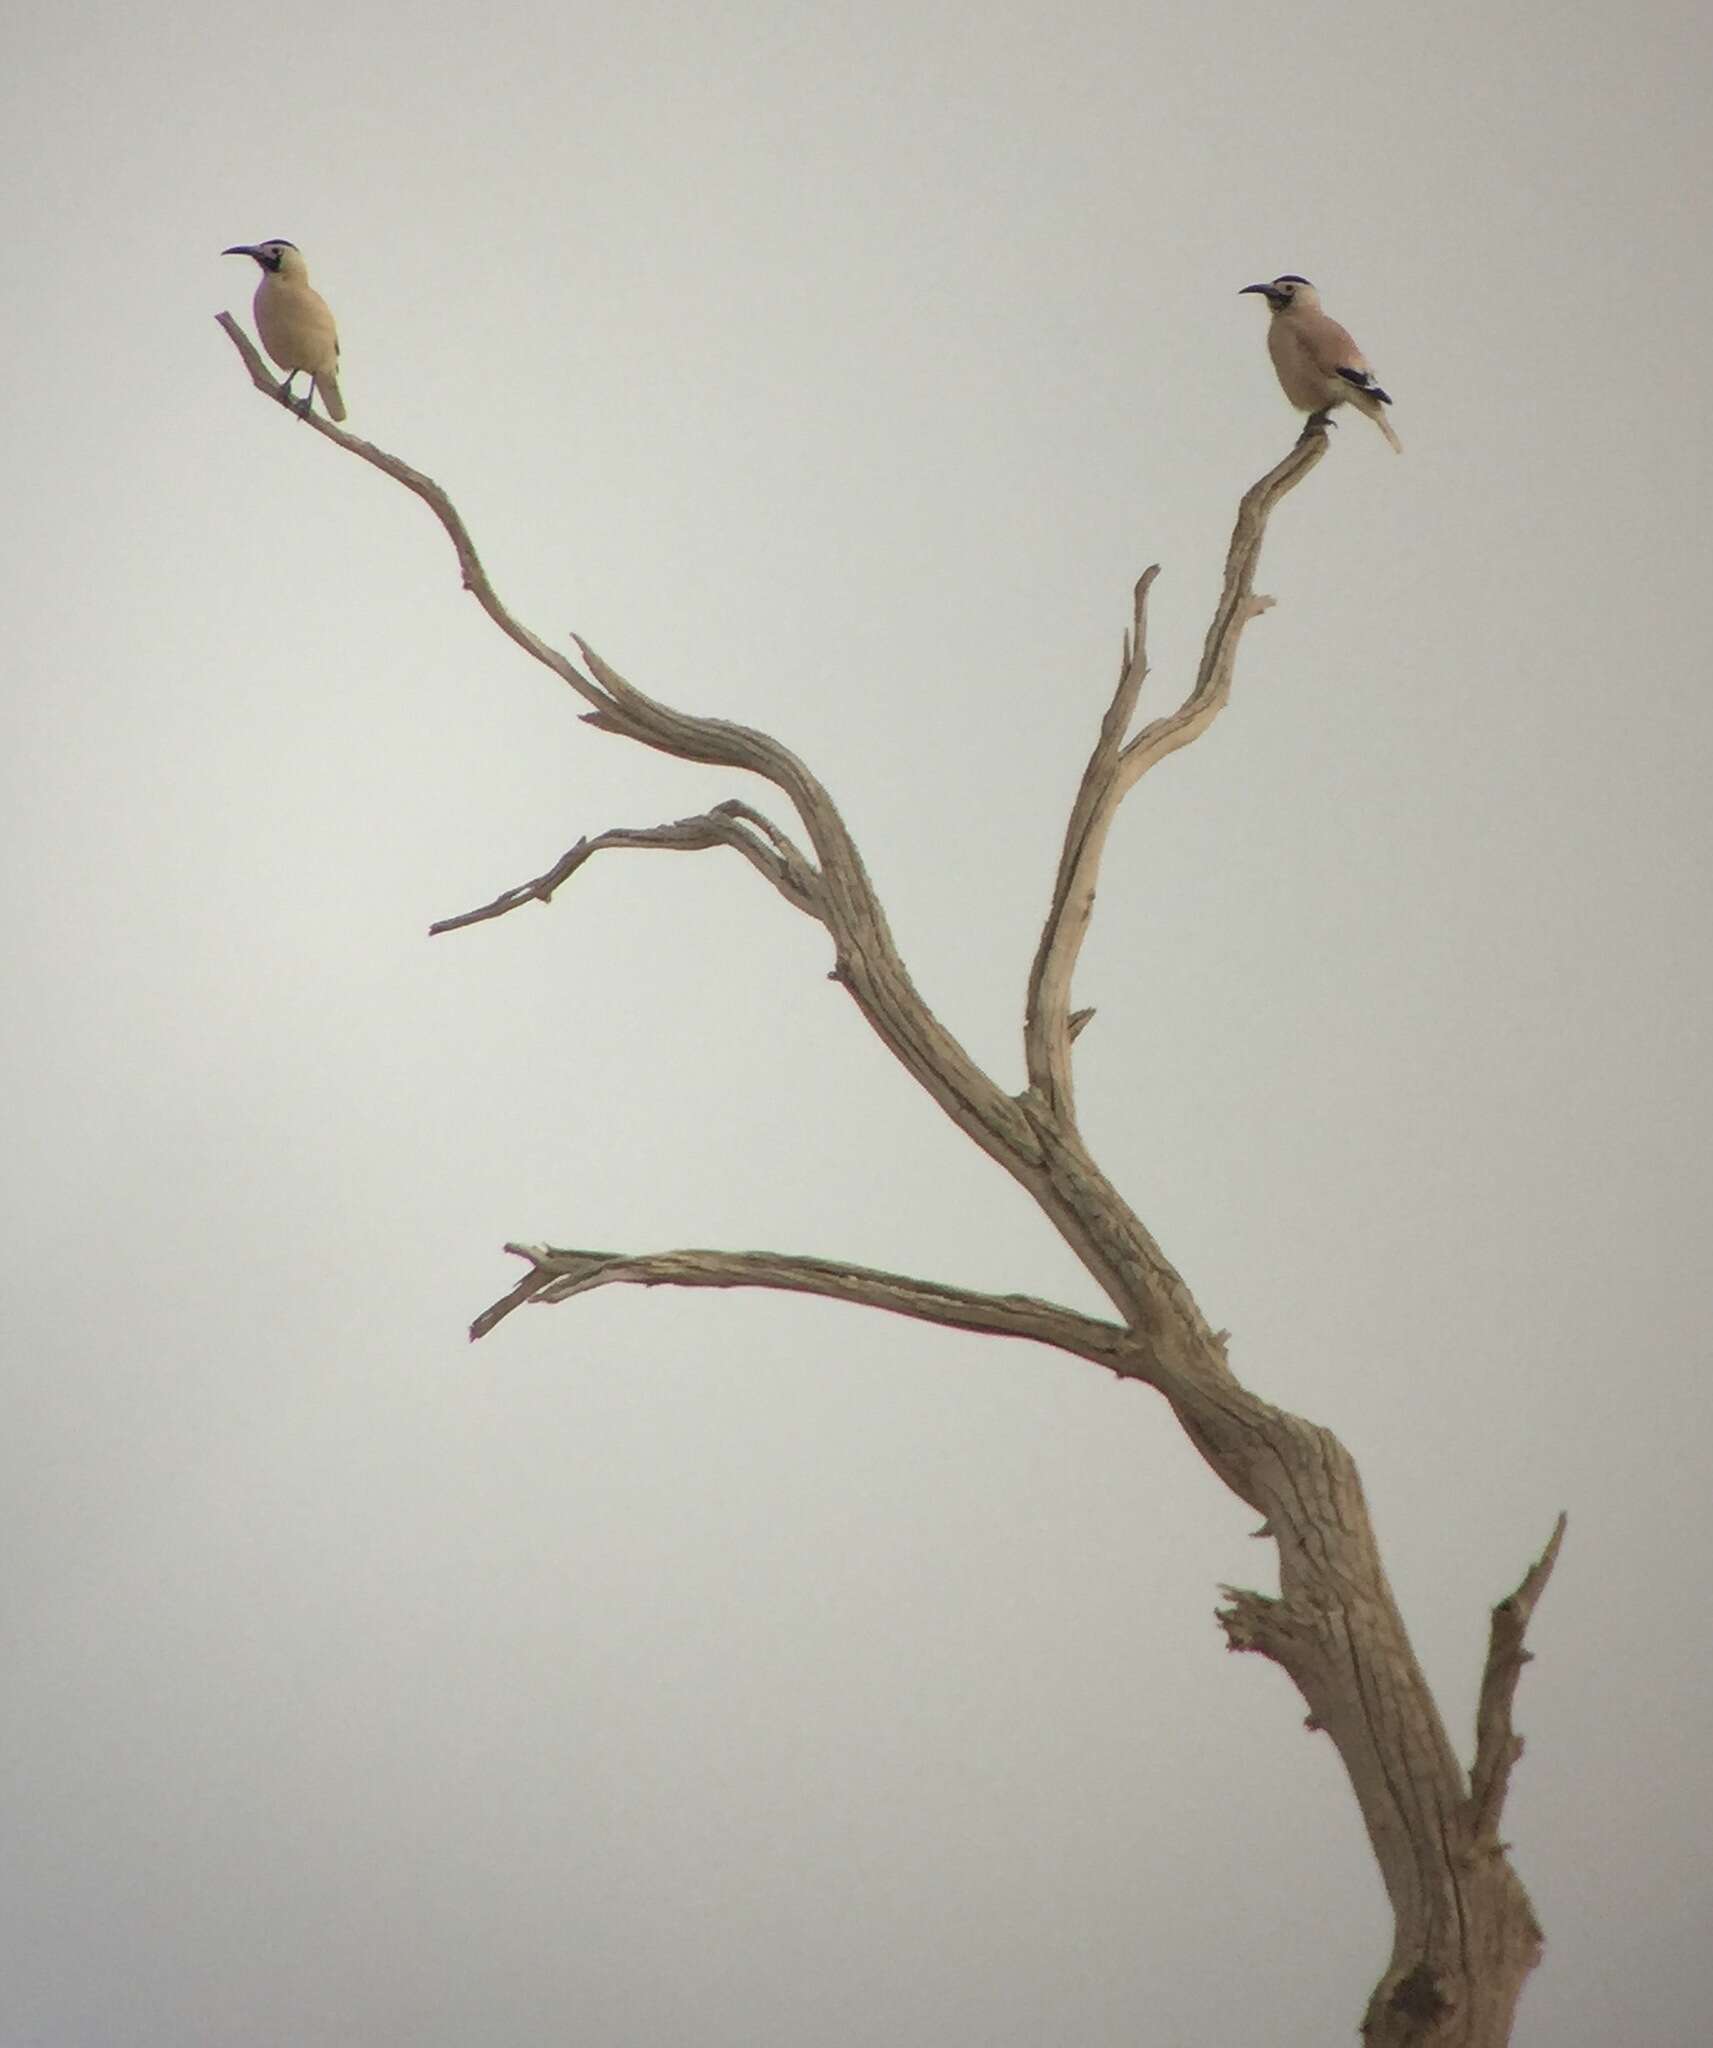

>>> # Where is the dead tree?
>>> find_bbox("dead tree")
[220,312,1566,2045]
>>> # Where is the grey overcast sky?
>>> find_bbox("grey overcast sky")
[4,1,1709,2041]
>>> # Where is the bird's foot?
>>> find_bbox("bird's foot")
[1302,408,1337,437]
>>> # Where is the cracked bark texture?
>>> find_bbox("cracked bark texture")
[221,310,1564,2044]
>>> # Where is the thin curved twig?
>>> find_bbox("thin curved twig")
[428,802,824,935]
[217,313,621,720]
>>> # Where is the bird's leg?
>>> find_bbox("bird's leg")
[273,371,313,418]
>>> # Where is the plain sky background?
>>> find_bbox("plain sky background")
[4,1,1710,2041]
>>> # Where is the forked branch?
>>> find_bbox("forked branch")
[219,312,883,906]
[1024,431,1326,1120]
[219,310,1040,1228]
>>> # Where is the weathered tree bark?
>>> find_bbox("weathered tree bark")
[221,311,1565,2043]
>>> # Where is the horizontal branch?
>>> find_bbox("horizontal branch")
[428,801,824,935]
[471,1242,1136,1370]
[1467,1511,1569,1844]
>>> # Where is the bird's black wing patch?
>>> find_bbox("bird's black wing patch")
[1336,365,1393,403]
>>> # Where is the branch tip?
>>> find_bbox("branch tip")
[1467,1512,1569,1841]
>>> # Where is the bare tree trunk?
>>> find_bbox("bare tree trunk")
[220,313,1565,2043]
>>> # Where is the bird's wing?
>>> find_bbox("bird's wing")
[1298,311,1368,377]
[1335,364,1393,404]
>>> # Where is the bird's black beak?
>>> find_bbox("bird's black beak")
[1239,283,1273,299]
[222,245,258,260]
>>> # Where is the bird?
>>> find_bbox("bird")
[223,240,345,422]
[1239,275,1399,452]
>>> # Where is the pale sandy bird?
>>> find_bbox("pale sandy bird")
[1240,275,1399,452]
[223,240,346,422]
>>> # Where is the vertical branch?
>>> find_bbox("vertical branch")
[1024,568,1159,1116]
[1023,429,1328,1122]
[1468,1513,1569,1844]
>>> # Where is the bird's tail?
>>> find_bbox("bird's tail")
[1369,401,1402,453]
[315,371,347,423]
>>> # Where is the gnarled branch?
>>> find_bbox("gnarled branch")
[223,315,1561,2044]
